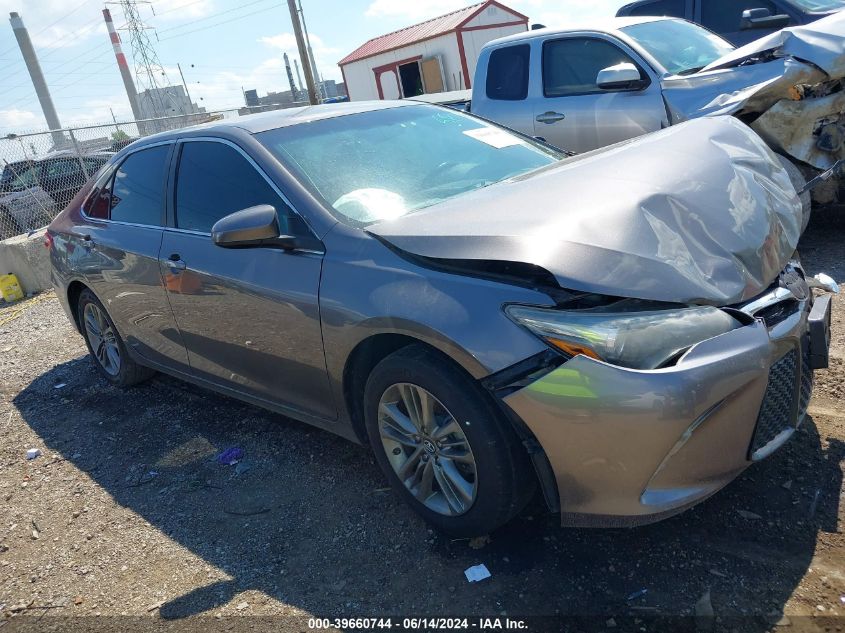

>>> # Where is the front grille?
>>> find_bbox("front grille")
[749,349,799,457]
[799,337,813,420]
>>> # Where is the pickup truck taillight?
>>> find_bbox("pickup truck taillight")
[44,232,53,250]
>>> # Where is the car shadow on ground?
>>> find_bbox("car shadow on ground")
[12,352,841,628]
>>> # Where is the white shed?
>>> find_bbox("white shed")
[338,1,528,101]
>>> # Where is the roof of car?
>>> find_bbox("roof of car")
[484,15,671,46]
[136,100,416,144]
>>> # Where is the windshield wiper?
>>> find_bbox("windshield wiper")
[676,65,706,76]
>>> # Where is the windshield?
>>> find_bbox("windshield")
[788,0,845,10]
[0,162,39,193]
[621,19,735,75]
[256,105,563,226]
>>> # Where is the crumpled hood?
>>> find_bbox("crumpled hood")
[661,11,845,122]
[703,10,845,76]
[368,117,802,306]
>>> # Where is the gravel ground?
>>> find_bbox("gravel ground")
[0,212,843,632]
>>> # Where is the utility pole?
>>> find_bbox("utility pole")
[103,8,144,133]
[286,0,317,105]
[177,63,194,113]
[8,12,64,148]
[299,0,323,100]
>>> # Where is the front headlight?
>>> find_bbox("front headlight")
[506,303,740,369]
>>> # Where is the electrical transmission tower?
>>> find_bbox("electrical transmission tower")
[110,0,174,122]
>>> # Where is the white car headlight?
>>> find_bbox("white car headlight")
[506,303,740,370]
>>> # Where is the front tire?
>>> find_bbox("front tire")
[77,289,154,387]
[364,345,535,536]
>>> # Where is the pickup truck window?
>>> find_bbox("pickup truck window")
[543,38,637,97]
[486,44,530,101]
[625,0,685,16]
[701,0,779,32]
[621,19,734,75]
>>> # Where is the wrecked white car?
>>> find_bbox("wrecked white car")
[469,12,845,203]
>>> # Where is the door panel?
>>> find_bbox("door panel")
[533,36,666,153]
[421,57,445,93]
[76,144,189,370]
[160,232,334,418]
[81,222,189,370]
[162,138,334,419]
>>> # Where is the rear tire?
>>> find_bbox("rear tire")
[77,289,155,387]
[364,344,535,536]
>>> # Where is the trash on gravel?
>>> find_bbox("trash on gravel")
[737,509,762,520]
[236,601,249,610]
[840,595,845,604]
[53,383,66,389]
[464,564,491,582]
[468,535,490,550]
[782,480,793,490]
[606,618,616,628]
[627,588,648,600]
[708,569,727,578]
[234,460,251,476]
[25,448,41,460]
[216,447,244,466]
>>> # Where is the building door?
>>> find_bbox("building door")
[378,70,401,99]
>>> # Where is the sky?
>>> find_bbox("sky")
[0,0,628,134]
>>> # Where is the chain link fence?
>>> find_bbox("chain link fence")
[0,107,272,241]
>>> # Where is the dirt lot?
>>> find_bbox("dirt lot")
[0,213,843,632]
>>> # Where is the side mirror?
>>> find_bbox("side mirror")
[596,62,647,91]
[211,204,322,251]
[741,8,790,30]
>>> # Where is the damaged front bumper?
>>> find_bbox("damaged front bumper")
[498,285,832,527]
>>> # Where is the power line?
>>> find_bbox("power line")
[158,4,280,41]
[155,0,274,34]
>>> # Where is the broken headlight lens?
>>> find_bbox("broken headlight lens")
[506,303,740,369]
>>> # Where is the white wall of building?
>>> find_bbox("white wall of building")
[340,3,527,101]
[460,23,527,85]
[342,33,461,101]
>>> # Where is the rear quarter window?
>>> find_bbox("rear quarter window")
[485,44,531,101]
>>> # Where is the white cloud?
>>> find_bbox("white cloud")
[30,23,107,50]
[0,108,42,133]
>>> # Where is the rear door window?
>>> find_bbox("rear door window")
[543,38,639,97]
[486,44,531,101]
[109,145,169,225]
[174,141,295,234]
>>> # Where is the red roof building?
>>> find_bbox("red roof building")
[338,1,528,101]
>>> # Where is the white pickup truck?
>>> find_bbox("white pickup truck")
[432,13,845,203]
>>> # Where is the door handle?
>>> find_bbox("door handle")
[536,111,566,124]
[165,254,186,271]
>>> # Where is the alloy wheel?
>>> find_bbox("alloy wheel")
[83,303,121,376]
[378,383,478,516]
